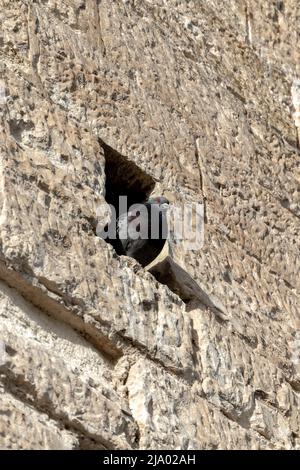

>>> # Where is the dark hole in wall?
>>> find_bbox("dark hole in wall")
[98,140,217,314]
[99,139,155,255]
[101,140,155,207]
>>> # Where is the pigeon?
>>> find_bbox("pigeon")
[117,196,169,267]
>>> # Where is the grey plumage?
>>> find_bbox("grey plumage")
[117,196,169,267]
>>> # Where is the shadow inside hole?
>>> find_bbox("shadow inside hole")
[101,139,155,208]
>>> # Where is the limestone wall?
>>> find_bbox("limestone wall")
[0,0,299,449]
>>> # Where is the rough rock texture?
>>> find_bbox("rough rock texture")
[0,0,299,450]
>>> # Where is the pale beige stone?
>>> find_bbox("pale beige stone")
[0,391,79,450]
[0,0,299,450]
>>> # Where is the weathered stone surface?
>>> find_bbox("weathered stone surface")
[0,391,79,450]
[127,358,273,450]
[0,0,299,450]
[0,282,137,449]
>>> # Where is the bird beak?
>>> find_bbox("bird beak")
[160,202,169,211]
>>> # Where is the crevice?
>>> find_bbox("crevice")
[75,435,107,450]
[0,369,114,450]
[254,391,285,415]
[205,396,275,445]
[118,331,196,384]
[0,259,122,362]
[0,258,195,383]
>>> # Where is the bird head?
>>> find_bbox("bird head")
[146,196,170,211]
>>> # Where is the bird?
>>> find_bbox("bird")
[117,196,169,267]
